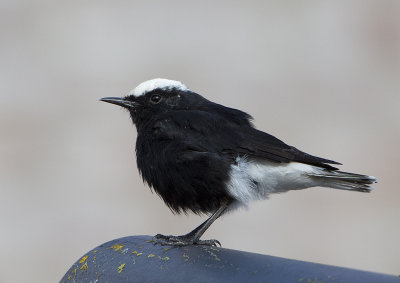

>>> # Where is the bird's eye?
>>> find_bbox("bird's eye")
[150,94,162,103]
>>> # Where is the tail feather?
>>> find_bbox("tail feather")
[308,170,377,193]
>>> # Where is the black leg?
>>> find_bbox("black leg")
[153,204,229,246]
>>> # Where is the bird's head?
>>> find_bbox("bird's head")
[101,78,207,127]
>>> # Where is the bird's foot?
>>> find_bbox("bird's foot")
[152,234,221,247]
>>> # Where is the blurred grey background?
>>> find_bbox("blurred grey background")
[1,0,399,282]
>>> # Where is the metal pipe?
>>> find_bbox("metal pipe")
[61,235,399,282]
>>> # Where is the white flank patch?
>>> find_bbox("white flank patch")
[226,157,321,206]
[129,78,188,97]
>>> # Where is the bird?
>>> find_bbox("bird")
[100,78,377,246]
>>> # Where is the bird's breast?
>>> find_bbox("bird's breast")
[135,136,233,214]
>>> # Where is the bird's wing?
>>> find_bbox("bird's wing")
[151,110,340,170]
[232,127,341,170]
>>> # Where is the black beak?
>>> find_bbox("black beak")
[100,97,135,109]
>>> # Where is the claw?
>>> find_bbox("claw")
[194,239,221,247]
[152,234,221,247]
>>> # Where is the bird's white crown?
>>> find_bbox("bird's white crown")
[129,78,188,97]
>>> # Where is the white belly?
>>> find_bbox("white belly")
[225,157,320,206]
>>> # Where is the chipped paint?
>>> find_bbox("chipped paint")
[117,263,126,273]
[110,243,124,252]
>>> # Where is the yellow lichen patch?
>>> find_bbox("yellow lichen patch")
[145,240,153,243]
[132,251,137,254]
[163,247,170,252]
[215,257,221,261]
[160,256,169,261]
[93,250,97,254]
[79,255,88,264]
[117,263,126,273]
[182,253,189,261]
[80,262,88,271]
[132,251,142,256]
[111,243,124,252]
[136,253,142,256]
[148,253,155,258]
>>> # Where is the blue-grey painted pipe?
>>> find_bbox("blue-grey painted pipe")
[61,235,399,282]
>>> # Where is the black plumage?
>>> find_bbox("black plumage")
[101,79,376,246]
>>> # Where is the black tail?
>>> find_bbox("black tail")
[308,170,377,192]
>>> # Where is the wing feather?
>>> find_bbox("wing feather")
[151,109,340,170]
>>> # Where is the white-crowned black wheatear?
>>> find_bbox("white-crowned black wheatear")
[101,78,377,246]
